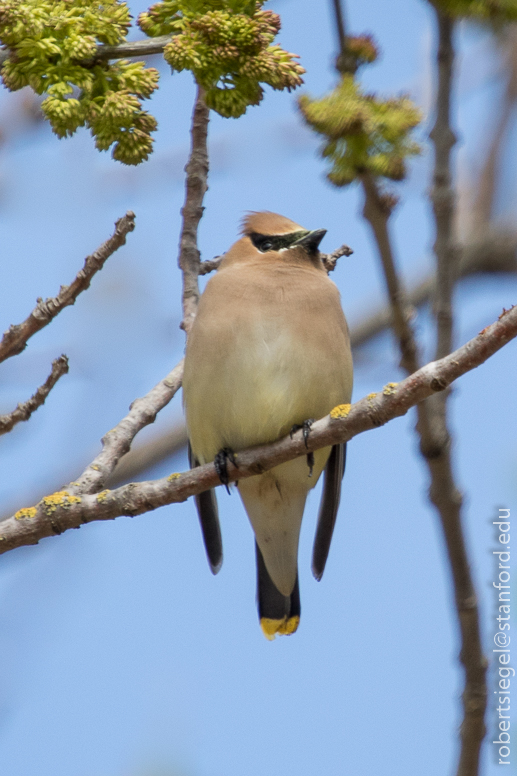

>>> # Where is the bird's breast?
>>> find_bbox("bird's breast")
[183,264,352,464]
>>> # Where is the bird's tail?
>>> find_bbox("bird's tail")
[255,542,300,640]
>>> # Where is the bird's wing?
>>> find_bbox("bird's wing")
[188,442,223,574]
[311,443,346,581]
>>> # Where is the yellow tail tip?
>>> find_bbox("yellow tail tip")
[260,616,300,640]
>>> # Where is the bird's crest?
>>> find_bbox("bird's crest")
[241,211,303,237]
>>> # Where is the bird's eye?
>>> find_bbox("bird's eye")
[250,233,275,252]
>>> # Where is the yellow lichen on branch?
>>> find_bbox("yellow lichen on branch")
[14,506,37,520]
[330,403,351,419]
[41,491,82,514]
[383,382,398,395]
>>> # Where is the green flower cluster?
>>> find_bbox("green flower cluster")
[299,75,422,186]
[138,0,305,118]
[433,0,517,19]
[0,0,159,164]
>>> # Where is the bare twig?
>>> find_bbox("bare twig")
[0,35,173,68]
[81,35,173,66]
[0,355,69,435]
[0,211,136,364]
[178,86,210,335]
[350,229,517,347]
[321,243,354,272]
[68,360,184,496]
[430,10,460,362]
[3,304,516,553]
[331,0,347,54]
[106,419,188,487]
[360,173,421,373]
[199,255,223,275]
[428,8,487,773]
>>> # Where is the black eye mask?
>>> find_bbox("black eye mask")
[249,230,309,253]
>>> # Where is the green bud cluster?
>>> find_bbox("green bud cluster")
[433,0,517,19]
[0,0,159,164]
[138,0,305,118]
[299,74,421,186]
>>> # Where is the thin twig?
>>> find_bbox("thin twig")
[321,243,354,272]
[179,85,210,335]
[0,211,136,364]
[0,355,69,435]
[106,420,188,487]
[199,255,223,275]
[331,0,347,54]
[68,360,184,496]
[0,35,173,68]
[3,303,516,553]
[81,35,173,66]
[360,173,421,373]
[430,10,460,362]
[350,230,517,348]
[429,8,487,773]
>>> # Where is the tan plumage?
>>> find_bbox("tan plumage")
[183,212,353,638]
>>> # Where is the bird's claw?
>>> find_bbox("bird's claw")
[214,447,237,494]
[290,418,314,448]
[290,419,315,476]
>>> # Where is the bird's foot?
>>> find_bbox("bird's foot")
[290,419,314,448]
[214,447,237,495]
[290,419,315,476]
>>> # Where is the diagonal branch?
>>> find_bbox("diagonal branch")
[2,303,516,554]
[0,211,136,364]
[350,230,517,348]
[68,360,184,496]
[0,355,69,435]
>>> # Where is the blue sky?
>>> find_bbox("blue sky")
[0,1,516,775]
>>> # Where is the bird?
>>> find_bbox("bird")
[182,211,353,639]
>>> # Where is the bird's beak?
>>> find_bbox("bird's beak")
[292,228,327,253]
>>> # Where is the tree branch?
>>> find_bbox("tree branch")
[428,9,486,774]
[2,303,516,553]
[321,243,354,272]
[178,85,210,335]
[360,173,421,373]
[82,35,173,65]
[350,230,517,348]
[0,211,136,364]
[68,360,184,496]
[361,157,487,776]
[0,355,69,435]
[106,420,188,487]
[0,35,173,68]
[430,10,459,362]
